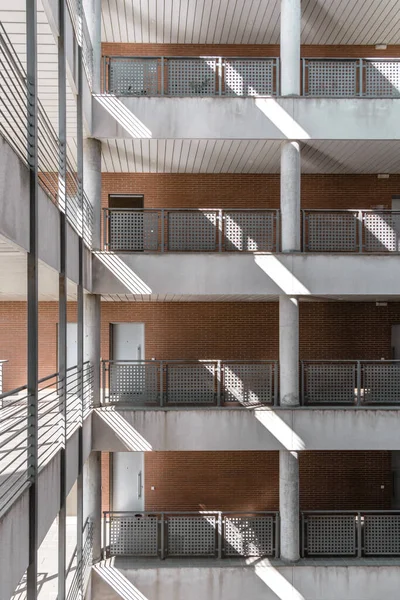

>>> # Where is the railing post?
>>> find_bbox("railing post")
[301,512,305,557]
[274,361,279,406]
[218,57,223,96]
[357,512,362,557]
[276,58,280,96]
[217,361,222,406]
[161,209,165,252]
[359,59,363,97]
[217,512,223,558]
[160,513,165,559]
[103,512,107,559]
[356,361,362,406]
[218,209,223,252]
[301,210,306,252]
[358,211,363,253]
[161,57,165,96]
[300,361,305,406]
[160,361,164,407]
[302,58,306,96]
[276,209,280,252]
[275,512,280,558]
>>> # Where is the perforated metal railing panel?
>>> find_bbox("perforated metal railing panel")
[364,61,400,97]
[167,516,217,556]
[223,516,274,556]
[306,515,357,556]
[167,211,218,251]
[109,515,158,556]
[362,363,400,404]
[224,59,275,96]
[167,59,217,95]
[305,212,358,251]
[108,58,159,95]
[166,363,217,404]
[223,211,276,251]
[109,211,159,251]
[363,515,400,555]
[222,363,274,406]
[363,212,400,252]
[304,363,356,405]
[108,363,160,404]
[306,60,358,96]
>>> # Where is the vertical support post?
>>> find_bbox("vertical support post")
[217,512,223,558]
[160,513,165,559]
[102,512,107,559]
[280,0,301,96]
[161,57,165,96]
[273,361,279,406]
[160,209,165,252]
[275,512,280,558]
[356,361,362,406]
[279,450,300,562]
[83,138,102,250]
[159,360,164,407]
[359,59,363,97]
[217,361,222,406]
[218,57,223,96]
[218,209,223,252]
[26,1,38,599]
[357,512,362,557]
[281,141,301,252]
[358,210,363,253]
[275,57,280,96]
[82,0,101,94]
[57,0,68,597]
[279,296,299,406]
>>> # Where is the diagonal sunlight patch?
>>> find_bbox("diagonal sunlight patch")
[254,255,310,295]
[94,95,152,138]
[255,99,310,140]
[94,560,150,600]
[96,408,153,451]
[254,409,305,451]
[94,252,152,295]
[247,558,306,600]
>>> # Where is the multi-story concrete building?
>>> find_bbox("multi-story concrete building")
[2,0,400,598]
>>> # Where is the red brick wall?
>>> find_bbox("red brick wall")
[102,173,400,211]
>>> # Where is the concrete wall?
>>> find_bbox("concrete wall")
[93,252,400,298]
[91,562,400,600]
[92,408,400,452]
[92,96,400,141]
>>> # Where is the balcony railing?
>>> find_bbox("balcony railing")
[302,360,400,405]
[103,56,280,96]
[103,510,279,559]
[0,362,93,516]
[101,359,278,407]
[302,511,400,557]
[103,208,280,252]
[302,209,400,252]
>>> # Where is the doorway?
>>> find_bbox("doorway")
[112,452,145,512]
[110,323,145,402]
[391,324,400,359]
[111,322,145,361]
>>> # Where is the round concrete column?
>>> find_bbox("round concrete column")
[83,451,102,562]
[83,138,102,250]
[279,450,300,562]
[279,295,299,406]
[84,293,101,407]
[280,0,301,96]
[281,141,301,252]
[82,0,101,93]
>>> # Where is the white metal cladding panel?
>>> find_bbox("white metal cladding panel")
[306,516,356,556]
[362,364,400,404]
[167,516,216,555]
[305,364,356,404]
[109,516,158,556]
[364,516,400,555]
[223,363,274,405]
[109,211,159,251]
[305,212,358,251]
[224,516,274,556]
[167,59,217,95]
[307,61,357,96]
[109,363,159,404]
[223,211,275,251]
[166,364,217,404]
[364,62,400,97]
[167,211,218,251]
[109,59,159,95]
[363,213,400,252]
[224,59,275,96]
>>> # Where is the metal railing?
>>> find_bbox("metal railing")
[103,510,279,559]
[302,511,400,557]
[302,209,400,252]
[103,208,280,252]
[0,362,93,516]
[102,359,278,407]
[0,22,93,247]
[66,518,94,600]
[103,56,280,96]
[0,360,7,395]
[302,58,400,97]
[302,360,400,405]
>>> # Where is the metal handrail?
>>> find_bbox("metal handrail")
[103,510,279,560]
[102,207,280,253]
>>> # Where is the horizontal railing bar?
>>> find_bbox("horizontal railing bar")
[103,207,279,212]
[302,510,400,514]
[105,55,279,60]
[104,510,276,516]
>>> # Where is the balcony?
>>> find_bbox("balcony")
[101,359,400,408]
[102,56,400,98]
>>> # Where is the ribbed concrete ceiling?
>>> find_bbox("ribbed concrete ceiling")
[101,139,400,174]
[101,0,400,45]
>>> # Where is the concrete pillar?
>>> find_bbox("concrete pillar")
[83,138,102,250]
[279,295,299,407]
[82,0,101,93]
[281,141,300,252]
[280,0,301,96]
[279,450,300,562]
[84,293,101,407]
[83,451,102,562]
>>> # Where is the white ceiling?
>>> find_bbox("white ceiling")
[101,138,400,174]
[101,0,400,45]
